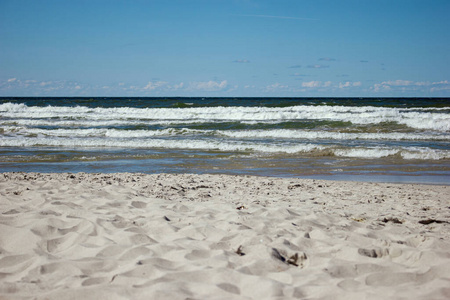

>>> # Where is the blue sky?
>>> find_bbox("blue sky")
[1,0,449,97]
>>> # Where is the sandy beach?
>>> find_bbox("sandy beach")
[0,172,449,299]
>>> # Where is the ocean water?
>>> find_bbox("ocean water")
[1,97,449,184]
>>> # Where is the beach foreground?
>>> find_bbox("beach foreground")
[0,173,449,300]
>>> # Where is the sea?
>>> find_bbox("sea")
[1,97,449,184]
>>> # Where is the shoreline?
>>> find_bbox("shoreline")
[1,172,449,299]
[1,164,449,186]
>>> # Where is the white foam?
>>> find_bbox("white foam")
[1,103,449,131]
[0,136,323,154]
[2,127,203,138]
[4,126,448,141]
[1,135,449,159]
[334,148,399,158]
[217,129,450,141]
[0,118,208,128]
[400,148,450,160]
[2,102,449,160]
[334,147,450,160]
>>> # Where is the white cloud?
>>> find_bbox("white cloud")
[189,80,228,91]
[302,81,331,88]
[371,79,450,94]
[339,81,361,88]
[307,64,329,69]
[372,80,415,92]
[302,81,320,88]
[430,80,450,92]
[433,80,450,85]
[39,81,53,87]
[385,80,414,86]
[171,82,184,90]
[118,81,184,93]
[143,81,168,91]
[339,82,351,88]
[0,78,88,95]
[299,80,362,91]
[265,82,289,91]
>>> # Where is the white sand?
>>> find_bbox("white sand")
[0,172,449,300]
